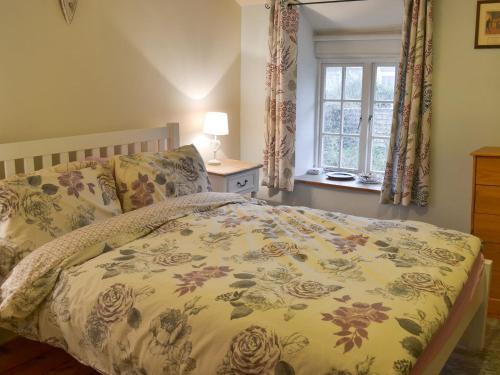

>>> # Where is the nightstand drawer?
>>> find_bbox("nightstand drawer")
[228,171,257,193]
[206,159,262,195]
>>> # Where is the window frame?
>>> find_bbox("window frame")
[316,58,398,175]
[367,63,398,174]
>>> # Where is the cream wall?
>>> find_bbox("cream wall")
[0,0,241,160]
[295,10,317,177]
[241,0,500,232]
[240,5,267,164]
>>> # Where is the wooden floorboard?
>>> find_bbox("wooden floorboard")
[45,361,100,375]
[0,338,98,375]
[0,338,54,373]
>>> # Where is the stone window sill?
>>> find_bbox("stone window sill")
[295,174,382,193]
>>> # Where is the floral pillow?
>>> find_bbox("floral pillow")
[0,160,122,283]
[113,144,212,212]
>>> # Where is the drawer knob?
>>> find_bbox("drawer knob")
[237,179,249,188]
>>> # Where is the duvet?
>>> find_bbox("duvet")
[0,192,481,375]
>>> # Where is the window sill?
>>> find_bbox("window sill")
[295,174,382,193]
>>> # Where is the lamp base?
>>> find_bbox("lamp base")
[207,159,222,166]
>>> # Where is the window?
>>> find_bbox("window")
[318,62,397,175]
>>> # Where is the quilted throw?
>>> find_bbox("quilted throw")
[0,193,481,375]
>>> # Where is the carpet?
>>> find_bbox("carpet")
[441,319,500,374]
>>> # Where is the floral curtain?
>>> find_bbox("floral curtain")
[381,0,433,207]
[262,0,299,192]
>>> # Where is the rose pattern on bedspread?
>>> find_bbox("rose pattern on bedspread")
[0,192,482,375]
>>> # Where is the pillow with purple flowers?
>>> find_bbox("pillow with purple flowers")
[0,160,122,282]
[113,144,211,212]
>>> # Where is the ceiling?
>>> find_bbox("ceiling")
[300,0,404,34]
[235,0,266,5]
[237,0,404,35]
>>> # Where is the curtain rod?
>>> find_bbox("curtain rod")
[266,0,367,8]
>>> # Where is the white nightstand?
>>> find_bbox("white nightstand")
[206,159,263,196]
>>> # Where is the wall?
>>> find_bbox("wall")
[240,5,267,165]
[315,36,400,59]
[240,0,500,232]
[0,0,241,160]
[295,9,317,176]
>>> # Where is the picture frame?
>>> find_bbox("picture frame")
[475,0,500,48]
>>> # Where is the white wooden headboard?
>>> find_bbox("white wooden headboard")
[0,123,180,179]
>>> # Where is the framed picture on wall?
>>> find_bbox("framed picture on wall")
[475,0,500,48]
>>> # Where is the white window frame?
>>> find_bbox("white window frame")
[316,58,398,175]
[367,63,398,174]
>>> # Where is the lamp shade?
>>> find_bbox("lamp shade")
[203,112,229,136]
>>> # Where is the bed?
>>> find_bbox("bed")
[0,125,492,375]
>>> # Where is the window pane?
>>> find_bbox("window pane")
[323,102,341,133]
[344,67,363,100]
[322,135,340,167]
[371,138,389,172]
[375,66,396,101]
[325,67,342,100]
[373,103,393,137]
[341,136,360,169]
[342,102,361,135]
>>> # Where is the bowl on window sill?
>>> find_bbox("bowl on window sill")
[358,173,382,184]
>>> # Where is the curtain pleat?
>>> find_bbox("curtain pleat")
[381,0,433,207]
[262,0,299,192]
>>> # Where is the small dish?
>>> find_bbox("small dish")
[358,173,382,184]
[326,172,356,181]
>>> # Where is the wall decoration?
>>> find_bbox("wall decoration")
[475,0,500,48]
[60,0,78,24]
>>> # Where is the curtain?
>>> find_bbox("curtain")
[381,0,433,207]
[262,0,299,192]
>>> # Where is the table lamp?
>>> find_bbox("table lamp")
[203,112,229,165]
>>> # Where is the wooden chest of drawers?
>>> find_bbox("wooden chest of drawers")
[472,147,500,317]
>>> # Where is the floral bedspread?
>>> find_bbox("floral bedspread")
[0,193,481,375]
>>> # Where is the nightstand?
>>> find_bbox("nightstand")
[206,159,263,196]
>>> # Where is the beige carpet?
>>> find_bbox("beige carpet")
[441,319,500,375]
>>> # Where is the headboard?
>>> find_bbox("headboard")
[0,123,180,179]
